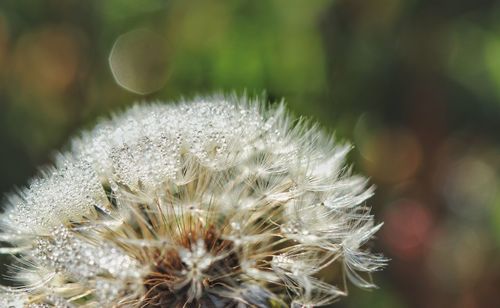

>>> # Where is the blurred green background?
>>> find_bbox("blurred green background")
[0,1,499,307]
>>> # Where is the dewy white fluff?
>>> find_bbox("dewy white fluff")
[0,95,385,307]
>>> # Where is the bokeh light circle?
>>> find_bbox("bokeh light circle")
[109,28,168,95]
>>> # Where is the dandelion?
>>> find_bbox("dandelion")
[0,95,385,307]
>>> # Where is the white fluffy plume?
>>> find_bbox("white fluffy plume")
[0,95,385,307]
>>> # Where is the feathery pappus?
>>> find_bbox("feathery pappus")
[0,95,386,307]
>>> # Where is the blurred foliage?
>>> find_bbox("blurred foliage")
[0,0,499,307]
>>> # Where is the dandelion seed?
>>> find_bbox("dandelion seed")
[0,95,386,307]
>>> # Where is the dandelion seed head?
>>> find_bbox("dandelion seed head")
[0,95,386,307]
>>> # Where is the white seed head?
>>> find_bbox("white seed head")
[0,95,386,307]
